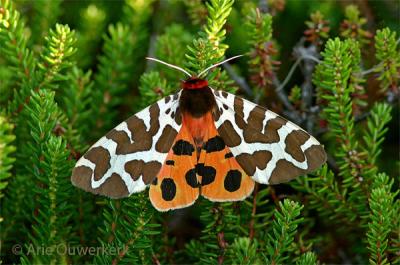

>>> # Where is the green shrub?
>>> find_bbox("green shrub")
[1,0,398,264]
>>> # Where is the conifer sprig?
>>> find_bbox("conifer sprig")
[21,90,73,264]
[374,28,400,94]
[184,201,241,264]
[61,66,94,149]
[228,237,260,265]
[340,5,372,47]
[314,38,364,186]
[0,115,15,205]
[347,39,367,112]
[1,21,78,256]
[204,0,233,58]
[185,0,234,74]
[199,202,239,264]
[246,8,279,90]
[95,194,159,265]
[137,71,173,109]
[244,185,274,237]
[296,252,318,265]
[38,24,77,90]
[92,23,135,134]
[361,103,392,181]
[304,11,330,47]
[264,199,304,264]
[314,38,374,220]
[292,165,359,222]
[0,0,36,112]
[367,173,397,265]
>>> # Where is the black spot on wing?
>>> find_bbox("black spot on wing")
[224,170,241,192]
[203,136,225,153]
[196,163,216,186]
[161,178,176,201]
[172,140,195,156]
[185,168,199,188]
[225,152,234,159]
[166,160,175,166]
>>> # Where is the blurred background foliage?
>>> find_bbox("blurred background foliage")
[0,0,399,264]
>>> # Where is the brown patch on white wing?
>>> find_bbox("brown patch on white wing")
[262,117,287,143]
[235,150,272,176]
[232,97,286,144]
[232,96,246,128]
[156,125,179,153]
[106,104,160,155]
[71,166,129,198]
[213,119,242,147]
[284,130,310,162]
[269,145,326,184]
[124,160,162,184]
[83,146,111,181]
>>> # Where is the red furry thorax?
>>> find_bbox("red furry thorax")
[181,77,209,90]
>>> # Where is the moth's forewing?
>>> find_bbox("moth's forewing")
[71,92,182,198]
[212,89,327,185]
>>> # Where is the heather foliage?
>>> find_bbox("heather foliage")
[0,0,398,264]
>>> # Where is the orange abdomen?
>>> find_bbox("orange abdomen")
[182,112,214,156]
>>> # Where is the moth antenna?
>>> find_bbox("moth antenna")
[198,54,244,77]
[146,57,192,77]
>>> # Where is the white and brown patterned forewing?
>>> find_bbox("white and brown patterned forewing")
[71,92,182,198]
[211,89,326,184]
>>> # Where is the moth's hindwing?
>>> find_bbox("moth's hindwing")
[211,89,327,185]
[149,121,199,211]
[198,113,255,202]
[71,92,182,198]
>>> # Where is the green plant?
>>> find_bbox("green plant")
[0,0,398,264]
[0,115,15,212]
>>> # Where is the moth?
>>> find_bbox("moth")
[71,56,327,211]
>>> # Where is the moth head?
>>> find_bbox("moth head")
[145,55,243,90]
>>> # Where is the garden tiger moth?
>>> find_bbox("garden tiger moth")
[71,56,327,211]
